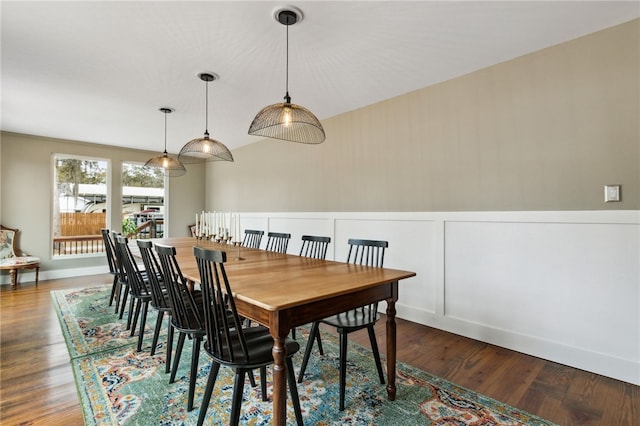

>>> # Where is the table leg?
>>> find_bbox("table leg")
[271,320,288,426]
[386,293,397,401]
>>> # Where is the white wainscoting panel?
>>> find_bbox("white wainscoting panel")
[333,217,437,315]
[443,220,639,384]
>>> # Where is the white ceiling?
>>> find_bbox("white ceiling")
[2,1,638,155]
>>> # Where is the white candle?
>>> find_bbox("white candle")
[234,214,238,241]
[213,210,217,236]
[195,213,199,237]
[233,214,237,241]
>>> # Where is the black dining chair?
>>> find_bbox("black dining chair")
[110,232,134,323]
[193,246,303,426]
[299,234,331,260]
[114,236,153,352]
[298,238,388,411]
[291,235,332,341]
[155,243,206,412]
[265,232,291,254]
[101,229,120,309]
[137,240,174,372]
[242,229,264,249]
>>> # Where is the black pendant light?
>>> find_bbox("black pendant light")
[145,108,186,177]
[179,73,234,163]
[248,7,325,144]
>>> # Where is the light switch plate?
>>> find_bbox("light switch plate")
[604,185,621,202]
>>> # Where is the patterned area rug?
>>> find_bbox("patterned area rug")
[52,285,158,358]
[52,286,558,426]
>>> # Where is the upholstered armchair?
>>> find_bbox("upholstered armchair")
[0,225,40,289]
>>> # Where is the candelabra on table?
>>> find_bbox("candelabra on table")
[232,241,244,260]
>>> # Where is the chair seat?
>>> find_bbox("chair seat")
[321,308,380,331]
[0,256,40,268]
[204,326,300,368]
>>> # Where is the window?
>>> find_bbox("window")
[52,155,109,257]
[121,162,165,239]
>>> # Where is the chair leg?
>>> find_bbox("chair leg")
[170,332,186,384]
[230,369,247,426]
[367,325,385,384]
[119,286,130,319]
[316,329,324,355]
[108,275,118,306]
[298,321,320,383]
[248,370,257,387]
[114,280,122,313]
[197,362,221,426]
[339,330,348,411]
[9,269,17,290]
[286,357,304,426]
[165,323,174,374]
[187,336,201,411]
[129,298,140,335]
[136,301,149,352]
[260,366,267,402]
[150,310,164,356]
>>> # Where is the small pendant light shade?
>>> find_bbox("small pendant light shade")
[145,108,186,177]
[179,73,234,164]
[178,132,234,163]
[248,8,325,144]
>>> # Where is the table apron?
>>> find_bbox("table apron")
[235,281,399,334]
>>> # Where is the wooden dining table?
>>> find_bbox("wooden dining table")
[145,237,416,425]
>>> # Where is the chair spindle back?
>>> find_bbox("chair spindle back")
[194,246,250,364]
[346,238,388,316]
[114,236,150,298]
[155,244,203,332]
[101,229,118,275]
[242,229,264,249]
[299,235,331,260]
[137,240,169,310]
[265,232,291,254]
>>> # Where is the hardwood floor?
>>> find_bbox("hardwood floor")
[1,275,638,425]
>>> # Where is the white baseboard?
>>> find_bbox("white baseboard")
[0,266,108,286]
[397,303,640,386]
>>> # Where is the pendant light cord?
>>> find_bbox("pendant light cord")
[163,111,168,153]
[284,23,291,103]
[204,79,210,137]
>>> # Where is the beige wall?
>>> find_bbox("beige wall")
[1,20,638,278]
[0,132,205,273]
[208,19,639,212]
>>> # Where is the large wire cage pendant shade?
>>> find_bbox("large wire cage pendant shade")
[248,93,325,144]
[145,108,186,177]
[179,73,234,164]
[248,8,325,144]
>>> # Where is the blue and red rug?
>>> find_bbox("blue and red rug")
[52,286,558,425]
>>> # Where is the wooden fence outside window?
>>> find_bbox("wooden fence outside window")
[52,212,161,255]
